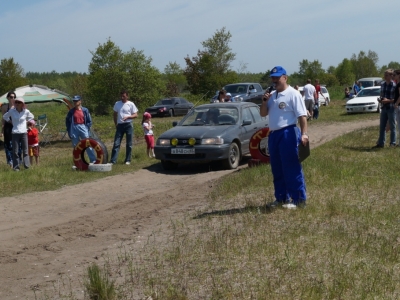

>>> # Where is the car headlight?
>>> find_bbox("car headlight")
[171,138,178,146]
[201,137,224,145]
[188,137,196,146]
[158,139,170,146]
[234,96,243,102]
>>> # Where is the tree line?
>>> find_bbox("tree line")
[1,27,398,115]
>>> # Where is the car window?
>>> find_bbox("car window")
[180,98,188,103]
[255,84,263,92]
[357,88,381,97]
[359,81,374,88]
[180,107,238,126]
[225,84,248,94]
[249,106,262,122]
[321,87,328,93]
[156,99,173,105]
[242,107,254,123]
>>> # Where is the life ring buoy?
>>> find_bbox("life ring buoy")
[72,138,108,171]
[249,127,270,164]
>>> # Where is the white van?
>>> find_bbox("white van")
[358,77,383,88]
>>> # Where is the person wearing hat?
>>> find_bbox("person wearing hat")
[225,93,233,102]
[141,112,155,158]
[65,95,97,163]
[260,66,308,209]
[27,119,39,165]
[2,97,34,171]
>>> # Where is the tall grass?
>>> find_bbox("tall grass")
[65,126,400,299]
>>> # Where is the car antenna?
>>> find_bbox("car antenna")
[188,91,209,113]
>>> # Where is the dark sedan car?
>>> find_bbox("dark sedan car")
[210,82,265,105]
[145,97,194,117]
[154,102,269,170]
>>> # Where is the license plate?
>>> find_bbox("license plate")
[171,148,195,154]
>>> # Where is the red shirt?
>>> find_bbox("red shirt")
[27,127,39,145]
[73,109,85,124]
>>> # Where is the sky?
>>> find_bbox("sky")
[1,0,400,75]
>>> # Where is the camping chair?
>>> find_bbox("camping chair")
[37,114,52,145]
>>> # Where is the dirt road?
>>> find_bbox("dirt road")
[0,119,378,299]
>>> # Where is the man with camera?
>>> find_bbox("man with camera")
[374,69,396,148]
[260,66,308,209]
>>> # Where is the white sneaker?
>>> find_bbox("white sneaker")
[282,203,297,209]
[72,166,77,170]
[125,162,131,165]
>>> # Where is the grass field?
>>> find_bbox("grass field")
[92,126,400,300]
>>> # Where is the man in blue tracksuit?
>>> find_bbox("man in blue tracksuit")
[260,66,308,209]
[66,95,97,163]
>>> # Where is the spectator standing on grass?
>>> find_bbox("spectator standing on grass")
[260,66,308,209]
[374,69,396,148]
[109,90,138,165]
[2,97,34,171]
[393,70,400,143]
[65,95,97,163]
[27,119,39,165]
[142,112,155,158]
[303,79,316,120]
[1,92,18,167]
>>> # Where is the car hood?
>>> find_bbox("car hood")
[346,96,378,105]
[159,125,234,139]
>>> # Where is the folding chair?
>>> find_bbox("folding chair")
[37,114,52,146]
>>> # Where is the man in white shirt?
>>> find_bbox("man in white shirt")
[303,79,316,120]
[260,66,308,209]
[109,90,138,165]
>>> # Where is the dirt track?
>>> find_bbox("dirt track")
[0,118,378,299]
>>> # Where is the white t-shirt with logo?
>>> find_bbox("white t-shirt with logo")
[303,83,316,100]
[113,100,138,124]
[267,86,307,131]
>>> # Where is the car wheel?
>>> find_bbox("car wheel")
[161,160,178,170]
[223,143,240,169]
[169,109,174,117]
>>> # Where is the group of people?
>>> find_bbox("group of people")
[1,92,39,171]
[373,69,400,148]
[294,79,326,120]
[214,89,234,102]
[65,89,155,165]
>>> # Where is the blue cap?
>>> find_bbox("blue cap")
[270,66,287,77]
[72,95,81,101]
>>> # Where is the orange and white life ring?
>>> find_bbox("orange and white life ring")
[72,138,108,171]
[249,127,270,164]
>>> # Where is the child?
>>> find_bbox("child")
[27,119,39,165]
[142,112,155,158]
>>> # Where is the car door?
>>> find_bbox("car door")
[173,98,184,115]
[239,106,256,155]
[179,98,192,115]
[254,84,264,105]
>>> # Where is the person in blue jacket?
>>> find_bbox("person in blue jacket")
[66,95,97,163]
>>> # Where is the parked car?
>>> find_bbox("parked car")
[210,83,265,105]
[350,77,383,94]
[298,85,330,106]
[154,102,269,170]
[345,86,381,114]
[145,97,194,117]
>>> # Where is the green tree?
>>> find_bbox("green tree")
[379,61,400,75]
[326,66,336,74]
[87,39,164,114]
[164,61,186,96]
[184,27,238,95]
[350,50,379,79]
[298,59,325,83]
[334,58,355,85]
[0,58,28,94]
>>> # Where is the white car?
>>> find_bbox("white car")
[345,86,381,114]
[297,85,330,106]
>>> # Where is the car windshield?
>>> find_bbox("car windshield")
[180,107,239,126]
[155,99,173,105]
[224,85,248,94]
[356,88,381,97]
[359,81,374,88]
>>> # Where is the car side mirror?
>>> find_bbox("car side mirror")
[242,120,252,126]
[172,121,178,127]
